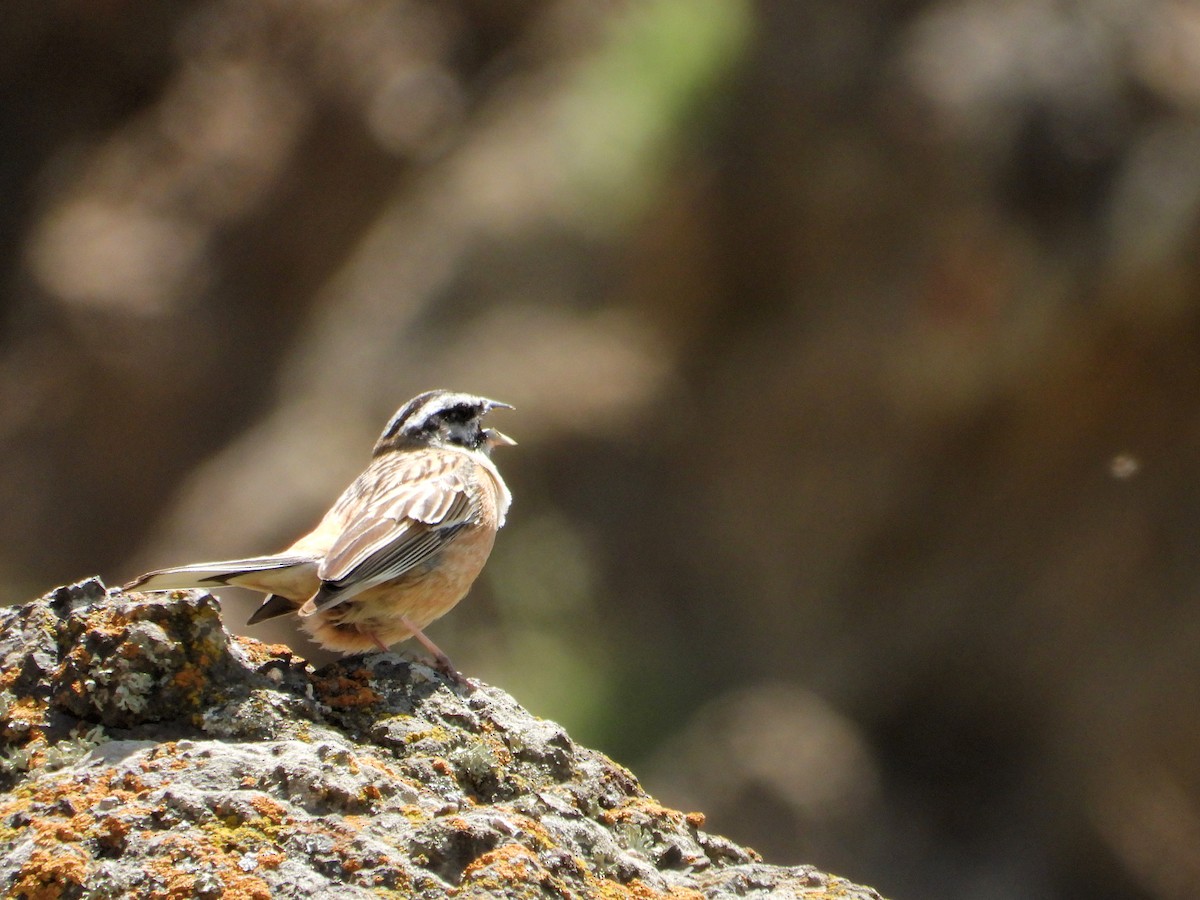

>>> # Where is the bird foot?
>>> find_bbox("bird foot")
[396,618,474,690]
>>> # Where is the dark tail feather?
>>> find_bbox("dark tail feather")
[247,594,299,625]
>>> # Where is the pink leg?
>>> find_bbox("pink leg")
[399,616,469,685]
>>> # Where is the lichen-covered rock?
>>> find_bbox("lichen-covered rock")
[0,579,887,899]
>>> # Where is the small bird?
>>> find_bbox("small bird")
[126,390,514,667]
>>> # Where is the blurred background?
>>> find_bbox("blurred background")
[3,0,1200,896]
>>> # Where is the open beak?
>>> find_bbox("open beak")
[484,428,517,447]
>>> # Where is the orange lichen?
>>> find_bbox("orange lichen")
[0,768,154,875]
[625,879,704,899]
[248,794,289,823]
[113,771,149,795]
[256,851,286,869]
[10,768,148,820]
[142,833,272,900]
[482,735,514,766]
[600,797,689,829]
[52,821,81,841]
[587,877,706,900]
[317,820,410,888]
[7,697,49,724]
[171,665,207,695]
[500,813,556,852]
[10,846,91,900]
[232,635,301,667]
[0,666,20,692]
[142,743,196,774]
[94,814,130,855]
[2,696,49,744]
[399,804,427,823]
[458,842,560,892]
[75,607,127,639]
[313,671,382,709]
[684,812,705,829]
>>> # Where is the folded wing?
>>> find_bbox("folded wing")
[299,451,477,617]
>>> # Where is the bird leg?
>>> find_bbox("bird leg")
[399,616,470,686]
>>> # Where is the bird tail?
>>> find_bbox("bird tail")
[125,554,317,594]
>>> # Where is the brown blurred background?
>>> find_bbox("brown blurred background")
[4,1,1200,897]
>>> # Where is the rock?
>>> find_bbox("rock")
[0,578,887,899]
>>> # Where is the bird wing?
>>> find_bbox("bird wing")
[299,450,477,616]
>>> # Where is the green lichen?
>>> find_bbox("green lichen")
[112,672,156,713]
[40,725,107,770]
[0,743,32,776]
[0,724,106,779]
[614,822,656,859]
[452,742,499,779]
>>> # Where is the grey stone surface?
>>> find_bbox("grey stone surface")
[0,578,886,899]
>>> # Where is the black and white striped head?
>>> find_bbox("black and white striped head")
[374,390,515,456]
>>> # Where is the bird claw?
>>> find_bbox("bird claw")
[375,620,475,690]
